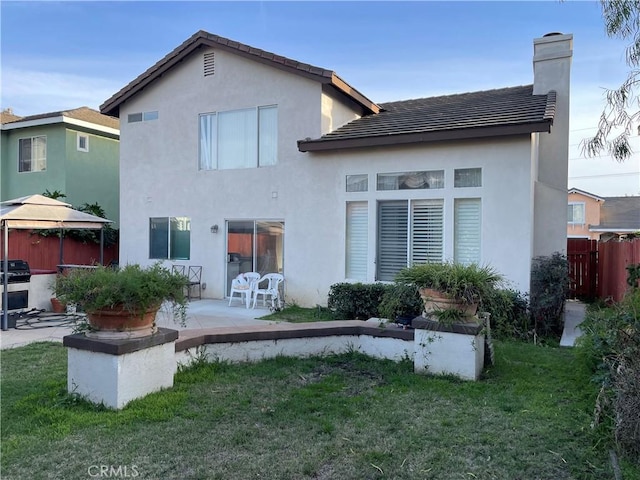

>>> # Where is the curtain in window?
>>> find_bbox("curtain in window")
[258,106,277,167]
[411,200,444,264]
[346,202,368,280]
[199,114,216,170]
[454,199,481,265]
[33,136,46,171]
[377,201,408,281]
[218,109,257,170]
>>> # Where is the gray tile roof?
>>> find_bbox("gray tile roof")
[591,196,640,232]
[298,85,556,151]
[1,107,119,130]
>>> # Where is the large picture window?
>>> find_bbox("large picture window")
[376,200,444,281]
[199,105,277,170]
[149,217,191,260]
[18,136,47,172]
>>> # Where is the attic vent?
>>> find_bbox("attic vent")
[204,52,215,77]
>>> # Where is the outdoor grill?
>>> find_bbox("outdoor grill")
[1,259,31,284]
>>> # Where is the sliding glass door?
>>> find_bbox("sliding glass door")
[226,220,284,295]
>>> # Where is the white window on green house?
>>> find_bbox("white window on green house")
[149,217,191,260]
[18,136,47,172]
[454,198,481,265]
[77,133,89,152]
[199,105,277,170]
[376,199,444,281]
[346,202,368,280]
[567,203,585,225]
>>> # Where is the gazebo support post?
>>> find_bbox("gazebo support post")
[2,221,9,331]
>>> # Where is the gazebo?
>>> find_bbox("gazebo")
[1,195,112,330]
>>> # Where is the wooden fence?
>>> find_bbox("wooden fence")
[598,238,640,302]
[4,230,118,271]
[567,238,598,300]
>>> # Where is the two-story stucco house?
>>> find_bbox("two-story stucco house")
[0,107,120,225]
[568,187,640,241]
[100,30,572,306]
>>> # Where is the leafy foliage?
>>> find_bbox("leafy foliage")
[582,1,640,162]
[480,288,531,340]
[529,253,569,337]
[54,263,188,324]
[377,282,423,321]
[327,282,387,320]
[394,261,502,305]
[39,191,118,247]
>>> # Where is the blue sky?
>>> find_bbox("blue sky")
[1,1,638,196]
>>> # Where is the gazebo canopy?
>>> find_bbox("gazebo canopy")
[0,194,112,229]
[1,194,113,331]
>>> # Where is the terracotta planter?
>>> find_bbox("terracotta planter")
[418,288,478,320]
[50,297,66,314]
[86,305,160,339]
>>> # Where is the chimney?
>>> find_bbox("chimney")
[531,32,573,258]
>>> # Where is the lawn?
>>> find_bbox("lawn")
[1,340,637,479]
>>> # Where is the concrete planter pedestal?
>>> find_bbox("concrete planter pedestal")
[63,328,178,409]
[412,317,485,381]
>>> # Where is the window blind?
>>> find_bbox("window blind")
[377,201,408,281]
[346,202,368,280]
[411,200,444,264]
[454,199,481,265]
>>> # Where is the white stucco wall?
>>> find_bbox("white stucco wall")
[117,43,554,307]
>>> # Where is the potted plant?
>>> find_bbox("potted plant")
[395,261,502,322]
[378,283,423,328]
[54,263,189,338]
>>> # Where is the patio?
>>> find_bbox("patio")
[0,299,277,350]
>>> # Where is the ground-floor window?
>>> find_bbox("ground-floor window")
[454,198,481,265]
[226,220,284,295]
[376,199,444,281]
[346,202,368,280]
[149,217,191,260]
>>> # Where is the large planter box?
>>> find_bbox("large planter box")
[413,317,485,381]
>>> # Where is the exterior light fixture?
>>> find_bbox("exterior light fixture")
[211,224,219,234]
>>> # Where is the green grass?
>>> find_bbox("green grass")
[259,304,336,322]
[2,341,639,479]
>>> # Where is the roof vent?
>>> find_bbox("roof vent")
[543,32,563,37]
[204,52,215,77]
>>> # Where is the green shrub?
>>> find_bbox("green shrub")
[529,253,569,337]
[327,282,388,320]
[378,283,423,321]
[577,288,640,464]
[481,288,530,340]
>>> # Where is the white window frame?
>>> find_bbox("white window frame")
[567,202,586,225]
[346,202,368,280]
[149,217,191,260]
[77,133,89,152]
[18,135,47,173]
[199,105,277,170]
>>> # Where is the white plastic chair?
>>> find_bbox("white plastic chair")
[228,272,260,308]
[252,273,284,309]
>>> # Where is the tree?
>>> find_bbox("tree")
[583,1,640,162]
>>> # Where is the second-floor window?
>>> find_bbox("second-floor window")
[199,105,277,170]
[18,136,47,172]
[567,203,585,225]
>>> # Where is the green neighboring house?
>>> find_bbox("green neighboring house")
[0,107,120,226]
